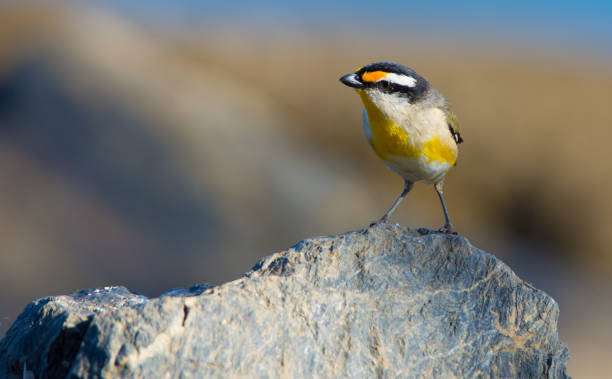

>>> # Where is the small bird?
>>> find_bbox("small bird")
[340,61,463,234]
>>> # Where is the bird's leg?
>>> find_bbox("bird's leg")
[435,181,457,235]
[370,180,413,227]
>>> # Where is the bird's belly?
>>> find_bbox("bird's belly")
[383,156,452,184]
[362,108,456,184]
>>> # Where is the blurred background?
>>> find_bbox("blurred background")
[0,0,611,376]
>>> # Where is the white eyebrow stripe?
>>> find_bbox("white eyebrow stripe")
[379,73,417,87]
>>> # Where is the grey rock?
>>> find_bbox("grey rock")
[0,224,569,378]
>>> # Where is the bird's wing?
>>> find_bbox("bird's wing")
[446,111,463,144]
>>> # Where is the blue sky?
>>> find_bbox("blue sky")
[104,1,612,55]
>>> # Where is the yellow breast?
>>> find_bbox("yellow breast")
[357,90,456,165]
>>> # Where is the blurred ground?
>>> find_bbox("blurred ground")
[0,3,611,377]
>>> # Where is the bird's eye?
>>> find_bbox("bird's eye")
[380,81,391,90]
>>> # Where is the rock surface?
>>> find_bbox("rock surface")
[0,224,569,378]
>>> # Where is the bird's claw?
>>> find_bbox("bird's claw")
[369,216,389,228]
[438,224,458,235]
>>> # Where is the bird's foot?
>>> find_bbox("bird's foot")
[369,215,389,228]
[438,224,458,235]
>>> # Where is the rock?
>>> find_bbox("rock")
[0,224,570,378]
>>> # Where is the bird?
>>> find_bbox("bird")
[340,61,463,234]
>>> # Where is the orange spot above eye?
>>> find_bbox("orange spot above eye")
[361,71,388,82]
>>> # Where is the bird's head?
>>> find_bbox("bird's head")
[340,61,446,114]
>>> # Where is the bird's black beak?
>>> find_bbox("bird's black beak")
[340,73,364,89]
